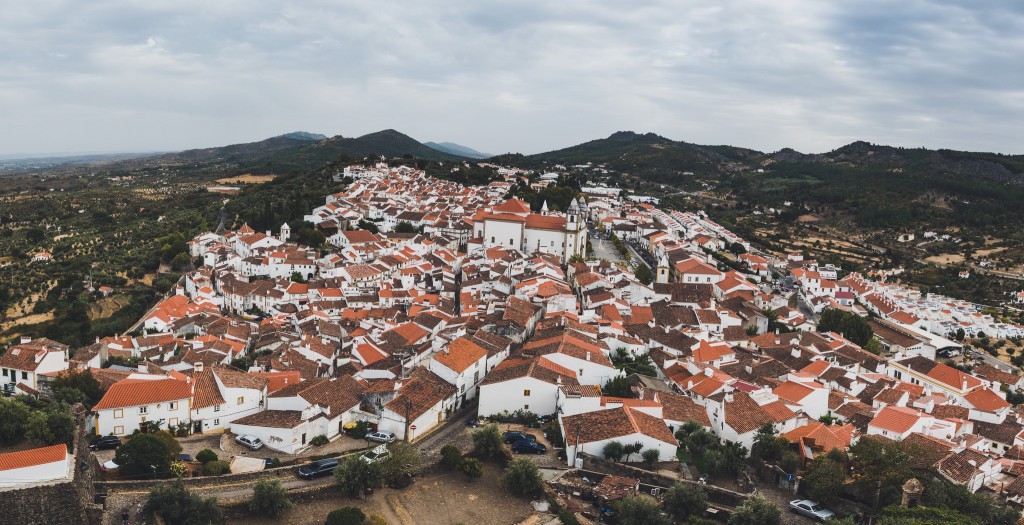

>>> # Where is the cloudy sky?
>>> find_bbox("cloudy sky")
[2,1,1023,156]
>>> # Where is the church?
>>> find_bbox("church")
[473,197,588,263]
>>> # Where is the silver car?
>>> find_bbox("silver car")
[366,431,397,443]
[235,434,264,450]
[789,499,834,521]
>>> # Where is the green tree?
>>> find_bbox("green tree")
[849,437,920,508]
[325,507,366,525]
[634,264,654,285]
[440,444,463,470]
[602,440,626,462]
[663,482,708,520]
[143,478,223,525]
[0,397,30,445]
[501,458,544,496]
[865,338,883,355]
[170,252,191,271]
[196,448,218,464]
[202,460,230,476]
[379,442,420,485]
[750,423,787,463]
[817,308,873,347]
[641,448,660,467]
[803,455,846,505]
[25,411,55,444]
[728,496,781,525]
[461,457,483,479]
[472,424,504,459]
[334,455,382,499]
[602,375,635,397]
[50,368,102,406]
[116,432,173,478]
[394,221,418,234]
[249,479,293,518]
[616,495,670,525]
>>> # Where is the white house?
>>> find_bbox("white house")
[0,444,71,489]
[190,365,269,434]
[477,356,579,417]
[93,377,193,436]
[705,391,798,449]
[427,336,488,405]
[0,337,69,392]
[561,406,678,467]
[230,406,332,454]
[378,369,456,441]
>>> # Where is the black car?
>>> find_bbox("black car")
[511,440,547,454]
[502,431,537,444]
[297,459,339,480]
[89,436,122,451]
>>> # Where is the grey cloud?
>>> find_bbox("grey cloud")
[0,0,1022,156]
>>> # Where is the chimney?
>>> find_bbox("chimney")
[20,336,32,344]
[586,351,591,361]
[194,362,204,372]
[724,393,734,403]
[704,367,713,377]
[556,376,562,385]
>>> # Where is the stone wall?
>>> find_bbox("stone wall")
[0,407,103,525]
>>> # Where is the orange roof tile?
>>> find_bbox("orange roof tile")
[94,378,192,410]
[0,444,67,471]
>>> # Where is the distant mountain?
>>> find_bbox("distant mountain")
[278,131,328,141]
[423,141,491,159]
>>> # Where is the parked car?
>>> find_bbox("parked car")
[263,458,277,468]
[297,459,339,480]
[511,440,547,454]
[89,436,122,451]
[502,431,537,444]
[178,453,193,462]
[789,499,835,521]
[366,431,397,443]
[360,444,390,464]
[235,434,264,450]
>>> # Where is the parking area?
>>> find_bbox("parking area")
[219,432,367,461]
[92,433,222,464]
[497,422,567,469]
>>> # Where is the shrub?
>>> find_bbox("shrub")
[144,478,223,524]
[325,506,366,525]
[602,441,625,462]
[663,482,708,520]
[348,421,371,440]
[543,419,565,448]
[196,448,218,464]
[616,495,670,525]
[461,457,483,479]
[310,435,330,447]
[334,455,382,499]
[501,459,543,496]
[249,479,293,518]
[641,448,660,467]
[202,460,230,476]
[115,432,173,478]
[169,461,190,478]
[557,509,581,525]
[728,496,781,525]
[440,444,463,470]
[472,424,504,459]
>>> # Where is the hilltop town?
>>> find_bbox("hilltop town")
[2,161,1024,525]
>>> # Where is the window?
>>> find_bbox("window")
[114,409,124,419]
[214,404,221,412]
[213,419,220,426]
[524,404,529,410]
[168,418,178,427]
[523,389,531,397]
[139,406,148,415]
[237,396,244,405]
[473,371,479,384]
[21,371,27,380]
[509,238,514,246]
[1,369,6,376]
[168,402,177,411]
[491,236,495,243]
[113,426,124,435]
[140,416,146,423]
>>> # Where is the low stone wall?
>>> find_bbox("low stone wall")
[579,454,751,507]
[97,463,299,494]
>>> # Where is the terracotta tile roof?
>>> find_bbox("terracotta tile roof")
[232,410,308,429]
[772,381,817,404]
[0,444,68,471]
[384,368,456,422]
[782,422,854,455]
[723,392,794,435]
[902,432,955,468]
[660,391,711,426]
[433,337,487,373]
[94,378,192,411]
[868,406,923,434]
[561,406,675,445]
[481,356,579,387]
[191,369,226,410]
[963,388,1012,413]
[250,371,302,393]
[936,448,988,485]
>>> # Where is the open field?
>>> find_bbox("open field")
[216,174,277,184]
[226,463,536,525]
[926,253,965,265]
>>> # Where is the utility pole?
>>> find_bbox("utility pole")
[404,397,412,443]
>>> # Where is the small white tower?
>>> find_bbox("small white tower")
[280,222,291,242]
[540,200,549,215]
[656,253,670,284]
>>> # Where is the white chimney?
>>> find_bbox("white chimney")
[20,336,32,344]
[194,362,204,372]
[704,367,713,377]
[586,351,591,361]
[724,393,734,403]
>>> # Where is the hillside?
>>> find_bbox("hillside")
[424,141,491,159]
